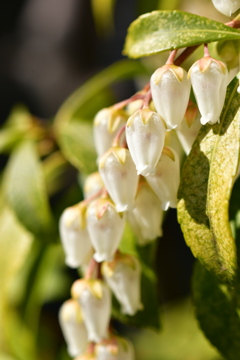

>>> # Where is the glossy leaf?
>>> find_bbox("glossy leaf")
[123,10,240,58]
[192,261,240,360]
[4,141,55,238]
[177,76,240,284]
[54,60,147,173]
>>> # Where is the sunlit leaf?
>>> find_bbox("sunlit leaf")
[123,10,240,58]
[177,76,240,284]
[4,141,55,238]
[193,261,240,360]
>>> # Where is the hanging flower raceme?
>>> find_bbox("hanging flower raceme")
[71,279,111,343]
[59,299,88,357]
[145,146,180,210]
[102,254,143,316]
[176,100,201,155]
[188,56,228,125]
[94,107,128,158]
[127,181,163,245]
[150,64,191,130]
[99,147,139,212]
[59,204,92,268]
[125,108,166,176]
[211,0,240,16]
[95,336,135,360]
[86,197,126,262]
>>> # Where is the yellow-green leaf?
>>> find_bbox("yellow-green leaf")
[177,76,240,284]
[4,141,55,237]
[123,10,240,58]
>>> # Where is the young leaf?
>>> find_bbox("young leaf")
[123,10,240,58]
[178,76,240,284]
[192,261,240,360]
[4,141,55,238]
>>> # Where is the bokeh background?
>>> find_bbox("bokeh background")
[0,1,231,359]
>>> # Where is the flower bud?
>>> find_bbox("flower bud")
[71,279,111,343]
[84,172,104,199]
[99,147,139,212]
[102,254,143,316]
[86,198,126,262]
[150,64,191,130]
[212,0,240,16]
[128,182,163,245]
[95,336,135,360]
[126,108,166,176]
[59,299,88,357]
[145,147,180,210]
[59,204,92,268]
[94,107,128,158]
[176,101,201,155]
[188,56,228,125]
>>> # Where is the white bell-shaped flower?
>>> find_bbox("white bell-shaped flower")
[102,254,143,316]
[188,56,228,125]
[95,336,135,360]
[126,108,166,176]
[150,64,191,130]
[212,0,240,16]
[176,101,201,155]
[86,198,125,262]
[128,182,163,245]
[71,279,111,343]
[83,172,104,199]
[59,204,92,268]
[94,107,128,158]
[99,147,139,212]
[59,299,88,357]
[145,147,180,210]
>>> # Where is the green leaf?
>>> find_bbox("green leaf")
[177,76,240,284]
[113,224,161,330]
[57,120,97,175]
[54,60,148,173]
[123,10,240,58]
[4,141,55,238]
[192,261,240,360]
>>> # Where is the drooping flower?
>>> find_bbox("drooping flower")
[94,107,128,158]
[126,108,166,176]
[84,172,104,199]
[95,336,135,360]
[59,299,88,357]
[99,147,139,212]
[212,0,240,16]
[86,198,125,262]
[145,146,180,210]
[176,101,201,155]
[127,182,163,245]
[102,254,143,316]
[188,56,228,125]
[59,204,92,268]
[150,64,191,130]
[71,279,111,343]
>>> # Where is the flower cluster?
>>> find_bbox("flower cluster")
[58,45,230,359]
